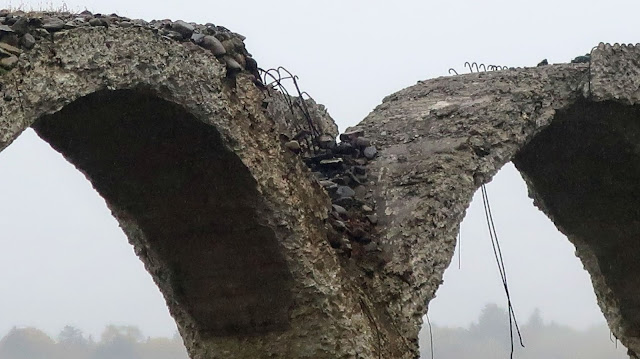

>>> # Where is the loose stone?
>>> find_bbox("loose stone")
[319,180,337,190]
[333,196,360,208]
[284,140,301,152]
[362,205,373,213]
[319,158,343,166]
[0,24,14,33]
[89,18,109,27]
[332,204,348,218]
[330,219,347,231]
[334,142,356,155]
[0,33,18,47]
[20,33,35,49]
[191,33,205,44]
[572,54,590,64]
[0,42,21,56]
[33,28,50,39]
[224,56,243,71]
[133,19,148,26]
[162,30,183,40]
[171,20,194,38]
[354,137,371,147]
[339,126,364,141]
[0,54,18,69]
[43,17,65,31]
[318,134,337,149]
[3,16,17,25]
[233,53,246,68]
[336,186,356,198]
[201,35,226,56]
[10,18,27,35]
[332,176,350,186]
[363,146,377,159]
[366,214,378,225]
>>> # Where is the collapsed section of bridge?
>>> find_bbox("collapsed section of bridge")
[1,9,640,359]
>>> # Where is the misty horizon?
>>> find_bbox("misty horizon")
[0,303,626,359]
[1,0,635,357]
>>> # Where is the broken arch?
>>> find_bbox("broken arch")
[3,16,640,358]
[355,44,640,357]
[0,22,371,358]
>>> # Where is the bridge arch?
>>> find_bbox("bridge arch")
[356,43,640,357]
[31,87,295,337]
[514,98,640,352]
[4,12,640,358]
[0,19,375,359]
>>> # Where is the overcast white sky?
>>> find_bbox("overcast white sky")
[0,0,634,341]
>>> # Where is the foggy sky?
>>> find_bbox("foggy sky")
[0,0,633,340]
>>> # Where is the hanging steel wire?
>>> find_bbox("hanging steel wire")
[480,184,525,358]
[426,313,435,359]
[458,231,461,270]
[587,45,599,98]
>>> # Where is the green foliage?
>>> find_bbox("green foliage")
[0,325,189,359]
[420,303,629,359]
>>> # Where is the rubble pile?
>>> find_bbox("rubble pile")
[0,9,257,80]
[290,125,388,271]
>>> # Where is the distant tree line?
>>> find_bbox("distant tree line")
[1,306,629,359]
[0,325,189,359]
[420,303,629,359]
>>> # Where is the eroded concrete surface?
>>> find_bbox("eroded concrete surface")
[2,9,640,359]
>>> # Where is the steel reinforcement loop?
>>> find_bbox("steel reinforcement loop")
[450,62,508,75]
[259,66,322,153]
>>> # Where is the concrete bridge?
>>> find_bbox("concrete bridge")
[1,10,640,358]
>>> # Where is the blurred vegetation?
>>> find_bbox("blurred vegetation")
[0,305,629,359]
[0,325,188,359]
[420,303,629,358]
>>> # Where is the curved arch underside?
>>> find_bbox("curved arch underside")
[354,43,640,357]
[32,89,294,336]
[514,100,640,342]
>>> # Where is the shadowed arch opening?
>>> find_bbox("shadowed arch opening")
[513,99,640,345]
[421,163,628,358]
[417,100,640,358]
[30,88,294,336]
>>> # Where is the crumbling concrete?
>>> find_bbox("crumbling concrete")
[0,11,378,359]
[357,43,640,357]
[2,9,640,359]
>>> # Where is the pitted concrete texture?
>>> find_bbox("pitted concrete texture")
[0,16,377,359]
[357,43,640,357]
[3,10,640,358]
